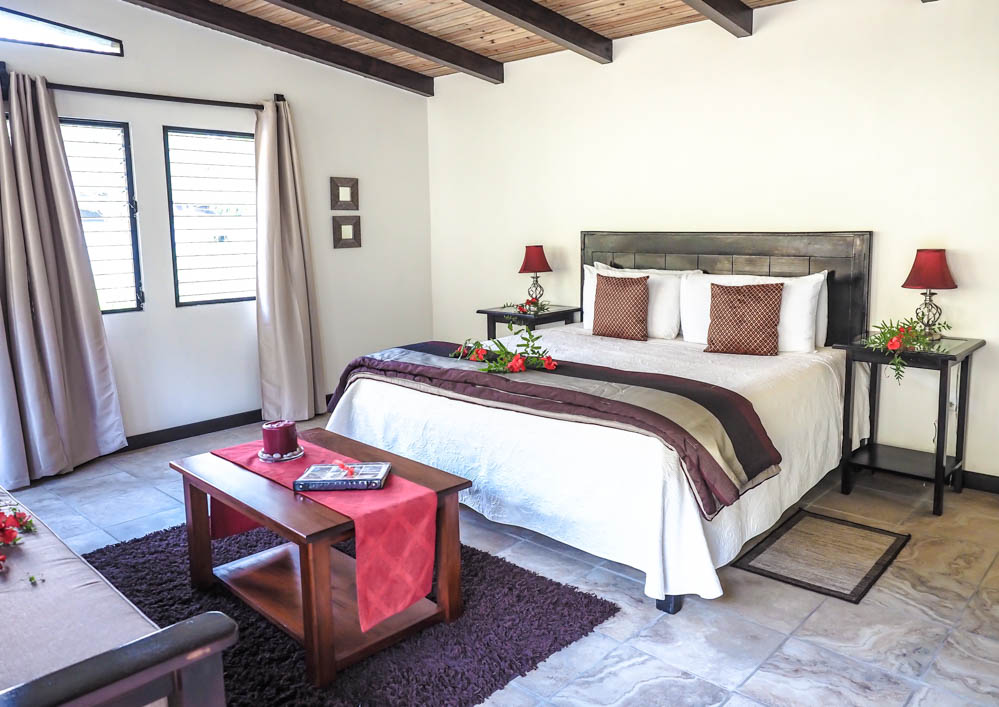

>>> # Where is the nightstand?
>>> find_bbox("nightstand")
[476,305,581,339]
[835,336,986,516]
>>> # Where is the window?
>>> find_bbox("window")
[164,127,256,306]
[61,119,143,313]
[0,7,123,56]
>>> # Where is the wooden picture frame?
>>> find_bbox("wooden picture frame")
[330,177,359,210]
[333,215,361,249]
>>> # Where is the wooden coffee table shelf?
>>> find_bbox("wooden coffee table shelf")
[214,543,442,669]
[170,428,471,687]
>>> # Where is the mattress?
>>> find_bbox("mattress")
[328,324,870,599]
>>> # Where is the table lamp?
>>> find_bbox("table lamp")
[519,245,552,300]
[902,248,956,339]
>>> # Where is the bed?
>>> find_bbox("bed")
[327,231,873,607]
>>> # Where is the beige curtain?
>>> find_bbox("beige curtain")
[0,73,126,490]
[255,99,325,421]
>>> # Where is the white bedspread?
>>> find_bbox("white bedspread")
[328,325,869,600]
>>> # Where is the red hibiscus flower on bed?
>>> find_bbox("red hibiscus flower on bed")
[451,327,556,374]
[506,353,526,372]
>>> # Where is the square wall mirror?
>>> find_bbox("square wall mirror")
[333,215,361,249]
[331,177,359,210]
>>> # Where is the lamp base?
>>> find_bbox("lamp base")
[915,289,943,339]
[527,273,544,301]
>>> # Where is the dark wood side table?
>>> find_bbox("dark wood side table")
[835,336,985,516]
[476,305,581,339]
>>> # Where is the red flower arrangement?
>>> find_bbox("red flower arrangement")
[0,506,36,571]
[864,317,950,381]
[507,297,549,316]
[452,325,558,374]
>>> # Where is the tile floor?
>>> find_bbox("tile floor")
[10,422,999,706]
[8,415,332,554]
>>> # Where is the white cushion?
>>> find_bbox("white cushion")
[583,265,694,339]
[680,271,828,353]
[595,262,701,276]
[815,275,829,347]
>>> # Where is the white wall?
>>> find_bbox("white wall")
[428,0,999,476]
[3,0,433,435]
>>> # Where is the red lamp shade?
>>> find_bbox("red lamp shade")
[519,245,552,274]
[901,249,957,290]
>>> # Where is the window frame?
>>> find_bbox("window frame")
[162,125,256,308]
[61,117,144,314]
[0,6,124,57]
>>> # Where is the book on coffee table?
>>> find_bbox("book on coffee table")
[293,462,392,491]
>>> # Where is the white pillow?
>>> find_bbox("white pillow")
[583,265,688,339]
[815,275,828,347]
[595,261,702,277]
[680,271,827,353]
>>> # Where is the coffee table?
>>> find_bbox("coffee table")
[170,428,471,687]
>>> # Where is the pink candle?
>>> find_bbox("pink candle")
[262,419,298,455]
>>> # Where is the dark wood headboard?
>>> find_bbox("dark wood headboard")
[580,231,872,346]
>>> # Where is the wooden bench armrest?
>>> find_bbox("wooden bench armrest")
[0,611,238,707]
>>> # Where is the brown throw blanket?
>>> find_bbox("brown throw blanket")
[329,342,782,519]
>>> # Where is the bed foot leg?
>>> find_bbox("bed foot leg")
[656,595,684,614]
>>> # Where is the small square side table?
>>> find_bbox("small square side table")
[476,305,581,339]
[835,336,985,516]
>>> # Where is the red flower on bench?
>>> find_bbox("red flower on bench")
[0,506,37,572]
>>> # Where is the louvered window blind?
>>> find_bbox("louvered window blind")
[164,127,256,306]
[61,119,142,313]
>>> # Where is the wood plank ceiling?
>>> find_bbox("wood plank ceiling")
[216,0,789,76]
[130,0,794,93]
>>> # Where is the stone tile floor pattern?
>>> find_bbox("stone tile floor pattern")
[10,421,999,706]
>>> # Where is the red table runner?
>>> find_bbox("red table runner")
[210,440,437,632]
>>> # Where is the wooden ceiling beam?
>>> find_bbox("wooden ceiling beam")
[267,0,503,84]
[462,0,613,64]
[121,0,434,96]
[681,0,753,37]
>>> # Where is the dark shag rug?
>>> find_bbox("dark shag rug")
[84,525,618,706]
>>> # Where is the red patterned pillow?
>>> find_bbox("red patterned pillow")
[592,274,649,341]
[705,283,784,356]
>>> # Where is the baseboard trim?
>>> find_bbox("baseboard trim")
[123,409,263,452]
[963,471,999,495]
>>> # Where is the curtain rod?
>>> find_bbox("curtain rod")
[0,62,264,111]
